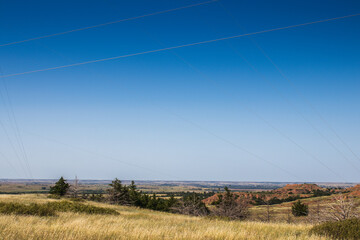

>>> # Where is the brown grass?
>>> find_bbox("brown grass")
[0,194,327,240]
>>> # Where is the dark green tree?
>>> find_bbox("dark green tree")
[291,200,309,217]
[166,195,177,210]
[106,179,177,212]
[49,177,70,196]
[129,181,142,206]
[108,178,131,205]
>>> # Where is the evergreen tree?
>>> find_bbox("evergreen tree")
[49,177,70,196]
[129,181,142,206]
[146,194,159,210]
[106,179,177,212]
[108,178,131,205]
[291,200,309,217]
[166,195,177,210]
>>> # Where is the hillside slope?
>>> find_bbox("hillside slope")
[203,184,327,205]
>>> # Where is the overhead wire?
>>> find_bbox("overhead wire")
[1,3,358,181]
[0,119,28,177]
[10,39,186,181]
[1,11,359,79]
[137,26,327,182]
[25,131,182,181]
[0,67,33,178]
[216,0,360,173]
[0,0,218,47]
[0,151,20,177]
[0,69,31,177]
[17,28,303,182]
[162,108,304,181]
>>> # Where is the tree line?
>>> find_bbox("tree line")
[49,177,249,220]
[49,177,359,222]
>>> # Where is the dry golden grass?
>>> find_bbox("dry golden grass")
[0,194,327,240]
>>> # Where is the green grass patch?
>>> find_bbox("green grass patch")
[311,218,360,240]
[45,201,119,215]
[0,202,55,216]
[0,201,119,216]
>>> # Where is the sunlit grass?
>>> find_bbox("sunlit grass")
[0,194,326,240]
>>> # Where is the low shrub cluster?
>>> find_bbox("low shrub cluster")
[311,218,360,240]
[0,202,55,216]
[252,195,304,206]
[46,201,119,215]
[0,201,118,216]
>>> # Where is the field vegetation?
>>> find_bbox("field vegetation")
[1,178,360,239]
[0,194,326,240]
[311,218,360,240]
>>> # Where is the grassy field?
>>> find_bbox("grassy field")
[0,194,328,240]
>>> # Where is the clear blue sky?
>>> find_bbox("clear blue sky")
[0,0,360,182]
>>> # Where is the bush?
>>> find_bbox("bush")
[173,193,209,216]
[291,200,308,217]
[46,201,119,215]
[0,202,55,216]
[0,201,119,216]
[49,177,70,196]
[212,187,249,220]
[311,218,360,239]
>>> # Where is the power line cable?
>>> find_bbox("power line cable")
[163,109,304,181]
[1,11,360,79]
[9,33,301,181]
[25,29,301,182]
[0,151,20,177]
[138,26,339,182]
[0,0,218,47]
[216,0,360,172]
[25,131,181,181]
[0,69,30,177]
[223,41,360,175]
[0,118,29,177]
[11,38,184,181]
[0,67,32,178]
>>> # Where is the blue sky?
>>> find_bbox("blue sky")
[0,0,360,182]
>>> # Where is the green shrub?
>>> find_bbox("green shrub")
[0,201,118,216]
[311,218,360,240]
[291,200,308,217]
[0,202,55,216]
[46,201,119,215]
[49,177,70,196]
